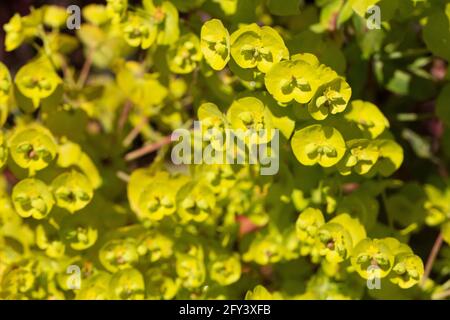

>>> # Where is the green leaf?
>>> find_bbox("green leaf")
[266,0,301,16]
[423,5,450,61]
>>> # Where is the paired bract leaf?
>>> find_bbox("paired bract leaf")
[351,238,395,279]
[265,58,319,104]
[99,238,139,273]
[8,125,57,175]
[308,76,352,120]
[201,19,230,71]
[227,96,274,144]
[342,100,389,139]
[122,12,157,49]
[317,222,353,263]
[15,58,62,109]
[117,61,168,107]
[109,268,145,300]
[176,181,216,223]
[337,139,379,175]
[369,139,404,177]
[390,253,424,289]
[198,102,228,150]
[167,33,202,74]
[3,10,42,52]
[60,214,98,251]
[12,178,54,220]
[231,24,289,73]
[51,170,93,213]
[143,0,180,45]
[291,125,346,167]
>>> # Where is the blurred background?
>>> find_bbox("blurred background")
[0,0,138,68]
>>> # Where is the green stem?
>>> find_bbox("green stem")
[421,232,443,288]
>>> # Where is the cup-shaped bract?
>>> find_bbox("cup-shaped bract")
[176,247,206,289]
[35,223,65,258]
[137,181,178,221]
[351,238,395,279]
[343,100,389,139]
[122,12,157,49]
[291,125,346,167]
[337,139,380,175]
[243,231,283,265]
[176,181,216,223]
[245,285,278,300]
[51,171,94,213]
[209,253,241,286]
[231,24,289,73]
[8,125,57,175]
[369,139,404,177]
[227,96,274,144]
[4,10,42,52]
[109,268,145,300]
[143,0,180,45]
[200,164,236,199]
[99,238,139,273]
[57,140,102,189]
[146,268,179,300]
[12,178,54,220]
[423,184,450,226]
[296,207,325,242]
[390,253,424,289]
[201,19,230,71]
[316,223,353,263]
[60,214,98,251]
[117,61,168,107]
[1,261,36,295]
[15,58,62,109]
[137,232,174,263]
[75,272,112,300]
[308,77,352,120]
[198,102,228,150]
[265,59,319,104]
[167,33,202,74]
[329,214,367,251]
